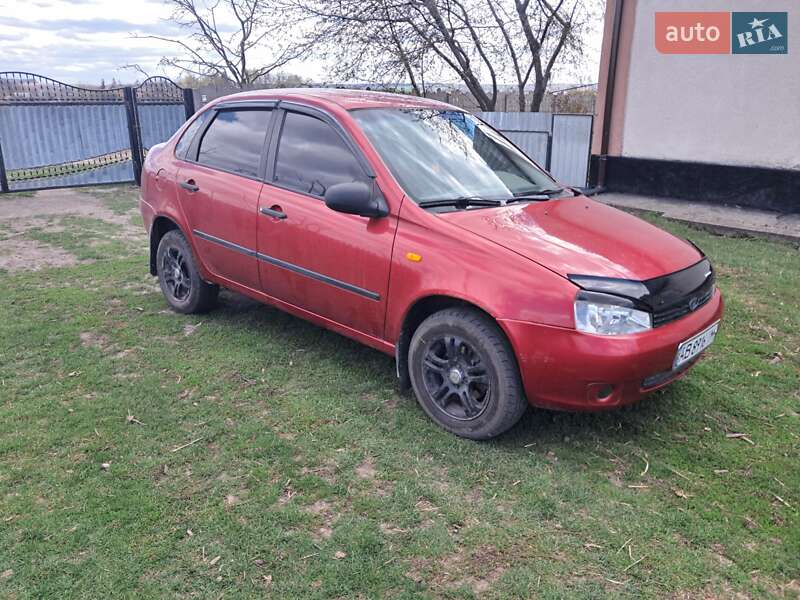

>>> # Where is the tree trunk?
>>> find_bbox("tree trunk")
[517,83,526,112]
[530,80,547,112]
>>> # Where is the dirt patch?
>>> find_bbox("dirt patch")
[383,395,400,410]
[79,331,137,362]
[405,544,508,595]
[79,331,112,351]
[224,493,247,509]
[300,461,337,485]
[671,583,752,599]
[0,236,78,272]
[379,523,408,536]
[307,499,333,515]
[183,323,203,337]
[373,479,394,498]
[353,456,394,497]
[0,187,146,272]
[0,188,133,225]
[0,187,144,243]
[451,546,508,595]
[355,458,376,479]
[277,482,296,506]
[2,217,65,235]
[429,466,451,494]
[415,498,439,514]
[304,499,340,542]
[710,543,734,568]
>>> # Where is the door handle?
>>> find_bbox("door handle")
[180,180,199,192]
[260,206,287,220]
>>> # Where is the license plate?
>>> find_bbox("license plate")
[673,321,720,369]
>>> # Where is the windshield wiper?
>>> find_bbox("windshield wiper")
[506,187,578,204]
[513,187,567,197]
[418,197,503,209]
[505,194,551,203]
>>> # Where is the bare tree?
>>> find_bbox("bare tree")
[288,0,429,95]
[286,0,595,111]
[512,0,587,111]
[119,63,152,81]
[147,0,308,88]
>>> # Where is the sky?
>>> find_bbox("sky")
[0,0,603,86]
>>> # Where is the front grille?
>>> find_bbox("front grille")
[652,285,714,327]
[642,258,715,328]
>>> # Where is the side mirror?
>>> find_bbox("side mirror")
[324,181,388,218]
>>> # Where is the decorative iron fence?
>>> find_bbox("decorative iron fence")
[0,72,194,193]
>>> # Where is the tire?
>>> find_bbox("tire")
[408,307,527,440]
[156,229,218,314]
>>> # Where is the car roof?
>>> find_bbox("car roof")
[213,87,460,112]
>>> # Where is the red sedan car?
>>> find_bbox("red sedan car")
[139,88,723,439]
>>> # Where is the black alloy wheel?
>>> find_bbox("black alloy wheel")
[421,334,492,421]
[156,229,218,314]
[161,245,191,303]
[409,307,527,440]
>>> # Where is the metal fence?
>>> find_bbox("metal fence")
[0,73,592,192]
[0,72,194,193]
[478,111,593,187]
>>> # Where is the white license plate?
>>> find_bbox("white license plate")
[673,321,720,369]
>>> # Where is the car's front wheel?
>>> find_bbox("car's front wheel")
[408,307,527,440]
[156,229,218,314]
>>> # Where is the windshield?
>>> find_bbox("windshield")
[351,108,557,204]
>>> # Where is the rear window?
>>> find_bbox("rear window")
[174,110,211,160]
[197,109,272,178]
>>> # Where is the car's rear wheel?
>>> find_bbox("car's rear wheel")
[156,229,218,314]
[408,307,527,440]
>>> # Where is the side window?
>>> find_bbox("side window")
[274,111,366,196]
[174,110,211,160]
[197,109,272,178]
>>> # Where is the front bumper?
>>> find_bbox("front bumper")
[499,289,724,411]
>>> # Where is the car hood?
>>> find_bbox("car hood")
[440,197,702,280]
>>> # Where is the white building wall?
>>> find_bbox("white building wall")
[622,0,800,170]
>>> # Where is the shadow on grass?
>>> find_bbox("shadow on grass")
[211,288,670,452]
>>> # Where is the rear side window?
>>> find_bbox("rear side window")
[174,110,211,160]
[197,109,272,178]
[274,111,366,196]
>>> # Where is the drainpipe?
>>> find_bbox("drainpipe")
[597,0,625,189]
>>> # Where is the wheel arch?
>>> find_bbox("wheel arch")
[395,294,509,391]
[149,215,181,275]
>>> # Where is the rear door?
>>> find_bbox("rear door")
[176,105,275,291]
[256,106,397,338]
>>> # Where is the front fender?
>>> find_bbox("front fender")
[384,206,577,343]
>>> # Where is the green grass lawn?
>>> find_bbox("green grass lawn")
[0,189,798,598]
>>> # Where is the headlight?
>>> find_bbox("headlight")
[574,292,652,335]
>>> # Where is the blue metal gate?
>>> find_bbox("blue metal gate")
[0,72,194,193]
